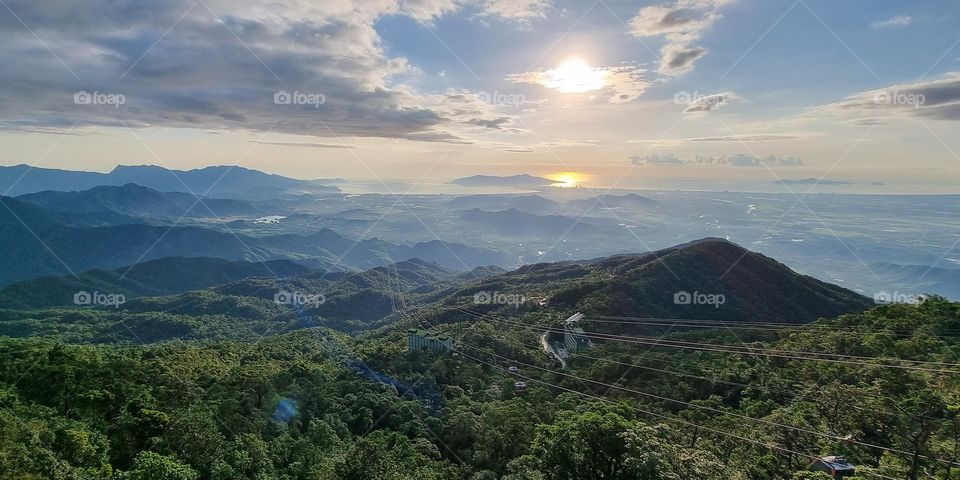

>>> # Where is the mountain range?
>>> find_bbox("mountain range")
[0,238,872,342]
[0,194,512,286]
[0,164,340,199]
[16,183,262,219]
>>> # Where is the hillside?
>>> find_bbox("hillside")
[2,293,958,479]
[431,238,871,325]
[0,257,312,309]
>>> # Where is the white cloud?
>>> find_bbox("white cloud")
[631,152,803,167]
[478,0,550,21]
[680,91,737,113]
[871,15,912,29]
[629,0,733,76]
[626,133,800,147]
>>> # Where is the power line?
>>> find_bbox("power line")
[455,308,960,373]
[413,313,905,480]
[437,310,960,470]
[582,315,960,341]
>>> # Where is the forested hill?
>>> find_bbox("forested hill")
[423,237,872,326]
[2,298,959,479]
[0,240,954,479]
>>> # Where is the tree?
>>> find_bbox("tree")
[530,412,639,480]
[123,451,200,480]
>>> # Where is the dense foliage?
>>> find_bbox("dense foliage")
[2,297,960,479]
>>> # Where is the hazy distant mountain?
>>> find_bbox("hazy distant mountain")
[566,193,656,209]
[0,164,340,199]
[448,194,560,212]
[450,174,553,187]
[441,238,871,324]
[0,257,311,309]
[0,198,512,285]
[0,196,143,227]
[17,184,262,219]
[458,208,622,238]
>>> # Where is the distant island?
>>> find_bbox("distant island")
[450,174,554,187]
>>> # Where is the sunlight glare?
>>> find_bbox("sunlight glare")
[543,58,607,93]
[550,172,584,188]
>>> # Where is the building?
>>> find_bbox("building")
[808,456,856,478]
[562,313,590,352]
[407,328,452,352]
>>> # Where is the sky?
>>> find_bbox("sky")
[2,0,960,193]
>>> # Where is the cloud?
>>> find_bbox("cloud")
[477,0,550,21]
[630,0,732,76]
[631,153,685,165]
[659,44,708,75]
[871,15,912,28]
[400,130,473,144]
[680,91,736,113]
[686,133,797,142]
[0,0,545,143]
[813,72,960,124]
[626,133,798,146]
[468,117,512,129]
[250,140,356,149]
[631,152,803,167]
[402,0,461,22]
[506,64,649,103]
[428,89,526,135]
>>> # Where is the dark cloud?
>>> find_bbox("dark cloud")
[468,117,512,129]
[0,0,542,144]
[816,73,960,122]
[660,44,707,75]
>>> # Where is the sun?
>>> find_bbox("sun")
[542,58,607,93]
[550,172,584,188]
